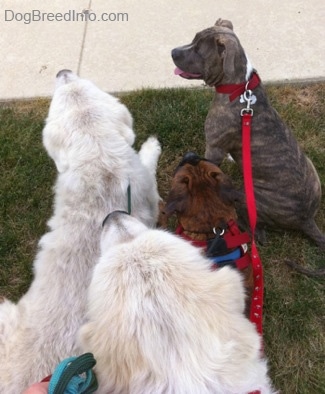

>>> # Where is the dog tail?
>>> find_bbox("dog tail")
[284,259,325,278]
[139,136,161,176]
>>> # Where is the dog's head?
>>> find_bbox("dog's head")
[164,152,239,233]
[172,19,252,86]
[43,70,135,173]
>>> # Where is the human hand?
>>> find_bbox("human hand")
[23,381,49,394]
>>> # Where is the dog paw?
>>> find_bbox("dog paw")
[141,136,161,154]
[139,136,161,171]
[226,153,235,162]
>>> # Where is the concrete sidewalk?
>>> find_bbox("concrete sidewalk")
[0,0,324,100]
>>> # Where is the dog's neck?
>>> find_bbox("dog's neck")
[181,227,216,242]
[176,220,228,242]
[215,71,261,102]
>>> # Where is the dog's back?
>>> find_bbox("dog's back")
[0,71,161,393]
[79,212,274,393]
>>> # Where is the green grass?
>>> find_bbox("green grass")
[0,84,324,393]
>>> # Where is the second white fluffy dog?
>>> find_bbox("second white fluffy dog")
[79,211,275,394]
[0,70,161,393]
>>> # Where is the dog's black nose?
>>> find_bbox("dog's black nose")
[178,152,202,168]
[102,210,130,227]
[183,152,200,161]
[171,48,179,60]
[56,69,73,78]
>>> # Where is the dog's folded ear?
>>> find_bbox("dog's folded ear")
[210,171,244,206]
[163,199,184,218]
[208,171,221,179]
[163,192,188,218]
[219,183,244,206]
[215,19,233,31]
[215,35,237,80]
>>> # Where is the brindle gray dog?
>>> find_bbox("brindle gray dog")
[172,18,325,250]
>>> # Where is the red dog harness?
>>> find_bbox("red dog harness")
[176,220,251,270]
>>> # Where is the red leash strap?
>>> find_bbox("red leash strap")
[242,112,264,336]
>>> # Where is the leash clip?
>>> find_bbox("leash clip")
[240,84,256,116]
[241,107,254,116]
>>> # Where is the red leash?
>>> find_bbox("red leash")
[242,109,264,336]
[216,73,264,335]
[241,88,264,394]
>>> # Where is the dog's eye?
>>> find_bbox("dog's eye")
[180,175,190,185]
[209,171,220,179]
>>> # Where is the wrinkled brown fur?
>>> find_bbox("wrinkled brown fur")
[164,152,253,313]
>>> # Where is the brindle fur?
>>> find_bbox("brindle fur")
[164,152,254,313]
[172,19,325,252]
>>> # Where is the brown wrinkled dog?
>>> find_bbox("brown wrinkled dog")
[163,152,253,314]
[172,18,325,251]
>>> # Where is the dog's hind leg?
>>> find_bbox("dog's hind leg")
[138,136,161,176]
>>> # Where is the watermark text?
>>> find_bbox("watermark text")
[4,9,129,24]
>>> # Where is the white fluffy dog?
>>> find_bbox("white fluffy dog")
[0,70,161,393]
[79,211,275,394]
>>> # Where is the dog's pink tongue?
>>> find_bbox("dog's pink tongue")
[174,67,201,79]
[174,67,184,76]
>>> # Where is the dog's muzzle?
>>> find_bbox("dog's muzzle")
[56,69,73,78]
[55,69,78,87]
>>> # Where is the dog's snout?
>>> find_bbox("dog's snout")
[56,69,72,78]
[183,152,200,161]
[55,69,78,88]
[171,48,181,61]
[172,45,192,61]
[56,69,73,78]
[102,210,130,227]
[178,151,202,168]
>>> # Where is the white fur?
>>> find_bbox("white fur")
[79,212,275,394]
[245,53,254,81]
[0,71,161,393]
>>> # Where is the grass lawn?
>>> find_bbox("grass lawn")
[0,82,324,393]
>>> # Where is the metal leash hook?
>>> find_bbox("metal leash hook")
[240,82,257,116]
